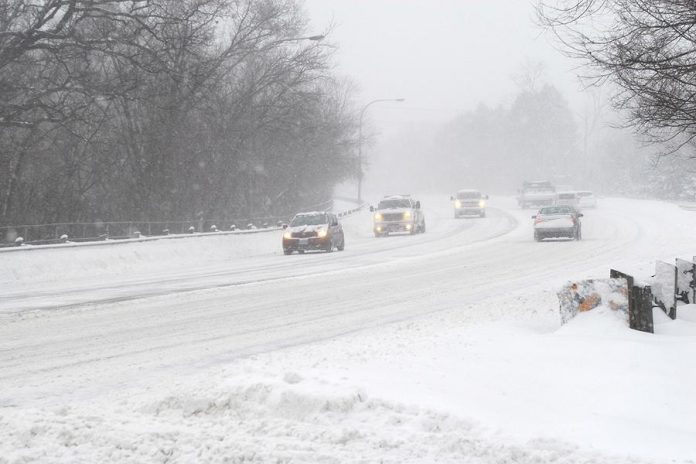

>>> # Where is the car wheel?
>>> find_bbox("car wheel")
[325,240,333,252]
[337,237,345,251]
[283,249,293,255]
[421,222,426,233]
[480,210,486,218]
[534,231,542,242]
[298,249,305,254]
[576,228,582,241]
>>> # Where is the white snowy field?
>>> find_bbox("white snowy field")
[1,196,695,463]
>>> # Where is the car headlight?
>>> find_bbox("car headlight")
[374,213,383,221]
[455,200,462,208]
[317,228,328,238]
[283,231,292,239]
[403,211,412,219]
[479,200,486,208]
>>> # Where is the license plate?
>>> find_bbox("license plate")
[299,238,309,245]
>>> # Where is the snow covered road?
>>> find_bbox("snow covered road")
[1,196,695,463]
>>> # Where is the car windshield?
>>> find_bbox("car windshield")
[457,191,481,199]
[539,206,574,215]
[378,199,412,209]
[578,191,593,197]
[290,214,327,226]
[558,193,576,199]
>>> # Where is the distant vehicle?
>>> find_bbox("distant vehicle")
[532,205,583,241]
[451,189,488,218]
[370,195,426,237]
[555,191,580,209]
[517,180,556,209]
[282,211,345,254]
[577,190,597,209]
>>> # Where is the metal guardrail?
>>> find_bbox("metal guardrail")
[0,200,366,250]
[0,217,287,248]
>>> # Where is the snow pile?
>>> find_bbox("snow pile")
[0,374,659,464]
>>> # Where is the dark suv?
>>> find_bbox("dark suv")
[282,212,345,254]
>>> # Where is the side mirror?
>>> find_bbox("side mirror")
[369,205,374,212]
[282,223,288,229]
[578,213,584,218]
[415,201,421,209]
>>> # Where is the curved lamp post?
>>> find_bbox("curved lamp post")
[357,98,405,202]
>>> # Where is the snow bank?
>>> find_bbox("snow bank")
[0,231,280,286]
[0,374,659,464]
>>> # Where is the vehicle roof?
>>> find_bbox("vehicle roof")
[456,189,480,193]
[523,180,553,185]
[538,205,577,214]
[382,194,412,199]
[293,211,329,216]
[556,191,578,195]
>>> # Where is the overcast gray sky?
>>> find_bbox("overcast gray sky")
[303,0,586,133]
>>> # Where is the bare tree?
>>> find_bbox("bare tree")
[537,0,696,150]
[0,0,358,228]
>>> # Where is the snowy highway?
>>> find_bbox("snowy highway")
[1,196,695,463]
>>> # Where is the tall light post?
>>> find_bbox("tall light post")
[357,98,405,202]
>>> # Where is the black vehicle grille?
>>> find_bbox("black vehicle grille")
[382,213,406,221]
[291,231,318,238]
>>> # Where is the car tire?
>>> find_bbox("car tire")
[298,249,305,254]
[421,222,426,233]
[480,210,486,218]
[337,237,345,251]
[283,249,293,255]
[534,231,542,242]
[576,228,582,241]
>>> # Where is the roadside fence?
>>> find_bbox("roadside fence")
[1,199,366,249]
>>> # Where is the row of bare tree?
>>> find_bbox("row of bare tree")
[0,0,358,227]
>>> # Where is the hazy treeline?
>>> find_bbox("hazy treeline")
[0,0,357,226]
[373,82,694,200]
[373,84,581,194]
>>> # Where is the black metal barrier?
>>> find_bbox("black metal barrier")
[610,269,654,333]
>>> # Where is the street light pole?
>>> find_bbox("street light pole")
[357,98,405,203]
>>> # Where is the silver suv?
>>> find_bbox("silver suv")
[451,189,488,218]
[370,195,426,237]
